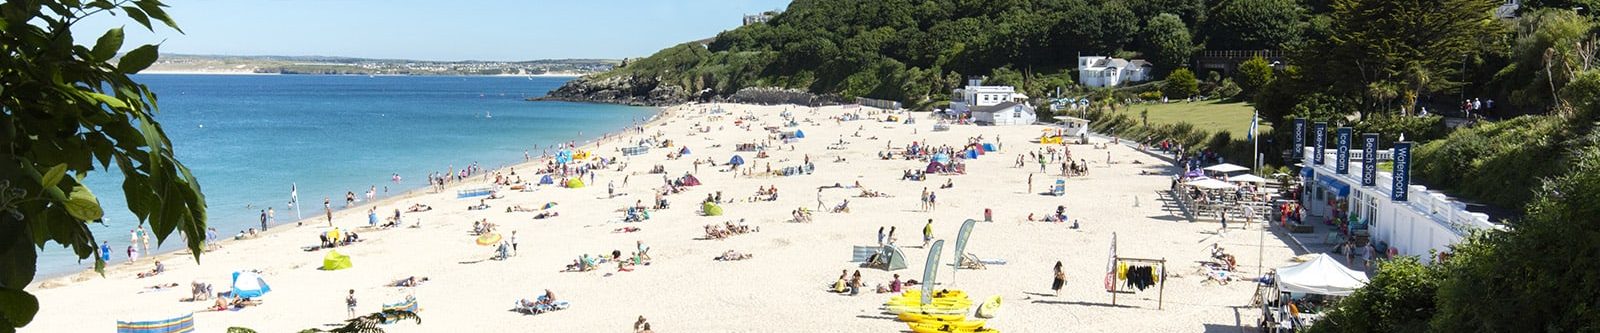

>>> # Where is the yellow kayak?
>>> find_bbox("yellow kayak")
[898,312,965,322]
[975,295,1001,318]
[886,304,969,315]
[886,297,972,306]
[901,289,965,298]
[908,320,987,331]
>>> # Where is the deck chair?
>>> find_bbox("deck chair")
[958,253,987,270]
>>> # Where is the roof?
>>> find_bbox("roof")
[1128,60,1153,67]
[969,102,1032,114]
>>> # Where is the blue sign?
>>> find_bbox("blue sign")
[1292,119,1306,159]
[1313,122,1327,165]
[1392,142,1412,201]
[1335,128,1352,174]
[1361,133,1378,186]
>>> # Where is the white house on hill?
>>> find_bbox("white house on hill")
[971,101,1036,125]
[1078,56,1153,87]
[950,80,1028,115]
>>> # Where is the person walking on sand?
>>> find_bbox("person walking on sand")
[928,191,938,211]
[1052,261,1066,296]
[138,226,149,253]
[346,289,358,318]
[259,209,269,231]
[1028,173,1034,193]
[817,188,825,210]
[922,219,934,248]
[877,227,886,246]
[511,231,520,256]
[267,207,275,228]
[324,197,333,227]
[920,187,929,211]
[888,226,897,245]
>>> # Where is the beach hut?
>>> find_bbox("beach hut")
[116,313,195,333]
[868,244,909,271]
[539,175,554,185]
[565,178,586,188]
[702,202,724,216]
[729,155,746,167]
[230,271,272,298]
[322,250,352,271]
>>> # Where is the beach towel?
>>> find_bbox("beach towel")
[381,296,419,324]
[116,313,195,333]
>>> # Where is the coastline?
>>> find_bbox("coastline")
[29,104,667,284]
[25,102,1298,332]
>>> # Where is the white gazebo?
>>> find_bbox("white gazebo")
[1276,253,1369,296]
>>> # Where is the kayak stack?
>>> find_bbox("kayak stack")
[885,289,1001,333]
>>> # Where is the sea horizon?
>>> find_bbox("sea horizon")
[35,74,656,279]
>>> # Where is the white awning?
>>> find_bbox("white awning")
[1185,178,1238,190]
[1203,163,1250,173]
[1226,174,1268,183]
[1276,253,1369,296]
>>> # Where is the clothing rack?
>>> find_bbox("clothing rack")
[1106,233,1168,309]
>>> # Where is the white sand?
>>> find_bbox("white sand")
[25,104,1298,332]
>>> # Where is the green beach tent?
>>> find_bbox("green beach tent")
[566,178,586,188]
[323,250,352,271]
[702,202,723,216]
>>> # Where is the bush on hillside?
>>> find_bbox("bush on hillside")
[1413,115,1567,208]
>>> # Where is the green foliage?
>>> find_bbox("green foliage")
[1235,56,1275,98]
[301,309,421,333]
[1431,139,1600,331]
[1309,257,1443,333]
[1293,0,1500,111]
[1138,91,1164,101]
[228,328,259,333]
[1163,68,1200,98]
[1414,115,1568,208]
[1493,9,1595,111]
[0,1,204,331]
[1290,93,1356,124]
[1352,113,1448,143]
[1203,0,1306,50]
[1216,78,1243,99]
[1139,14,1195,74]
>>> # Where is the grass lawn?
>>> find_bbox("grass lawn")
[1126,101,1270,135]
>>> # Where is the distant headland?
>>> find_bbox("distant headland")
[143,54,619,76]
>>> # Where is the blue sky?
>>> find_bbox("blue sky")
[75,0,792,61]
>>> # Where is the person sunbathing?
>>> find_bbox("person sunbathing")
[716,250,753,261]
[534,211,560,219]
[143,283,180,291]
[136,260,165,278]
[407,204,433,212]
[391,276,429,287]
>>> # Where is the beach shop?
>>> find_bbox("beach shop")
[1297,145,1503,264]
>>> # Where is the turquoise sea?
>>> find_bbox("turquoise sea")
[38,75,655,278]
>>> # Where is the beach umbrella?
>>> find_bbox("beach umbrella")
[1226,174,1268,183]
[230,271,272,298]
[1185,178,1238,190]
[476,233,503,246]
[1202,163,1250,173]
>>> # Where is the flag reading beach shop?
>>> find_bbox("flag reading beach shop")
[1361,133,1379,186]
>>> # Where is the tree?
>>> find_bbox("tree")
[1494,9,1595,111]
[1204,0,1306,50]
[1309,257,1443,333]
[1139,13,1194,74]
[0,1,204,331]
[1163,68,1200,98]
[1236,56,1276,98]
[1295,0,1500,109]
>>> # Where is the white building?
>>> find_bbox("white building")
[1300,147,1502,264]
[743,12,774,26]
[949,79,1028,115]
[1078,56,1153,87]
[970,102,1036,125]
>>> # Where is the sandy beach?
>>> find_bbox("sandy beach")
[24,103,1298,332]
